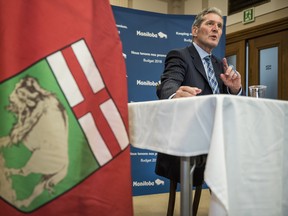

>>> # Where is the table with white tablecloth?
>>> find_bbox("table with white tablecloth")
[128,95,288,216]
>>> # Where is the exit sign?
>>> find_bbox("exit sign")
[243,8,255,24]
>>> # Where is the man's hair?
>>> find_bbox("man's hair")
[192,7,223,28]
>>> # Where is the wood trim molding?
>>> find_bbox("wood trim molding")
[225,40,246,89]
[226,17,288,44]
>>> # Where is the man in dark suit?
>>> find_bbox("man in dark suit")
[155,7,244,189]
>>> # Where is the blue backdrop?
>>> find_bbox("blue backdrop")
[112,6,226,196]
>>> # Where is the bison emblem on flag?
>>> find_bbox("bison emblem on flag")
[0,76,69,208]
[0,39,129,212]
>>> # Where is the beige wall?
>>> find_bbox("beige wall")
[132,0,168,14]
[109,0,288,34]
[110,0,129,7]
[226,0,288,34]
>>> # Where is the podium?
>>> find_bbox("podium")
[128,95,288,216]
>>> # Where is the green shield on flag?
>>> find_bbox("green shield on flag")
[0,59,100,212]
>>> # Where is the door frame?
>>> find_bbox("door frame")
[226,40,246,90]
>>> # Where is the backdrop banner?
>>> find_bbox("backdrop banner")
[113,6,226,196]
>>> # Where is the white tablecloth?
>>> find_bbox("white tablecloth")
[128,95,288,216]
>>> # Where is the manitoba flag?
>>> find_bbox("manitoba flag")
[0,1,133,216]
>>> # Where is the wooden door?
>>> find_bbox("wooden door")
[248,30,288,100]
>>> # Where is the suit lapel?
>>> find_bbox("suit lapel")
[187,45,208,81]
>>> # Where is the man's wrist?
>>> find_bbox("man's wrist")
[228,86,242,95]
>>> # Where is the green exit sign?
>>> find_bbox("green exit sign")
[243,8,255,24]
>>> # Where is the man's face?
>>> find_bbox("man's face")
[193,13,223,53]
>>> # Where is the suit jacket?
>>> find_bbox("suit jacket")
[157,44,228,99]
[155,44,235,186]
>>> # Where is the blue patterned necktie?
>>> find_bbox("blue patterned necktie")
[204,55,220,94]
